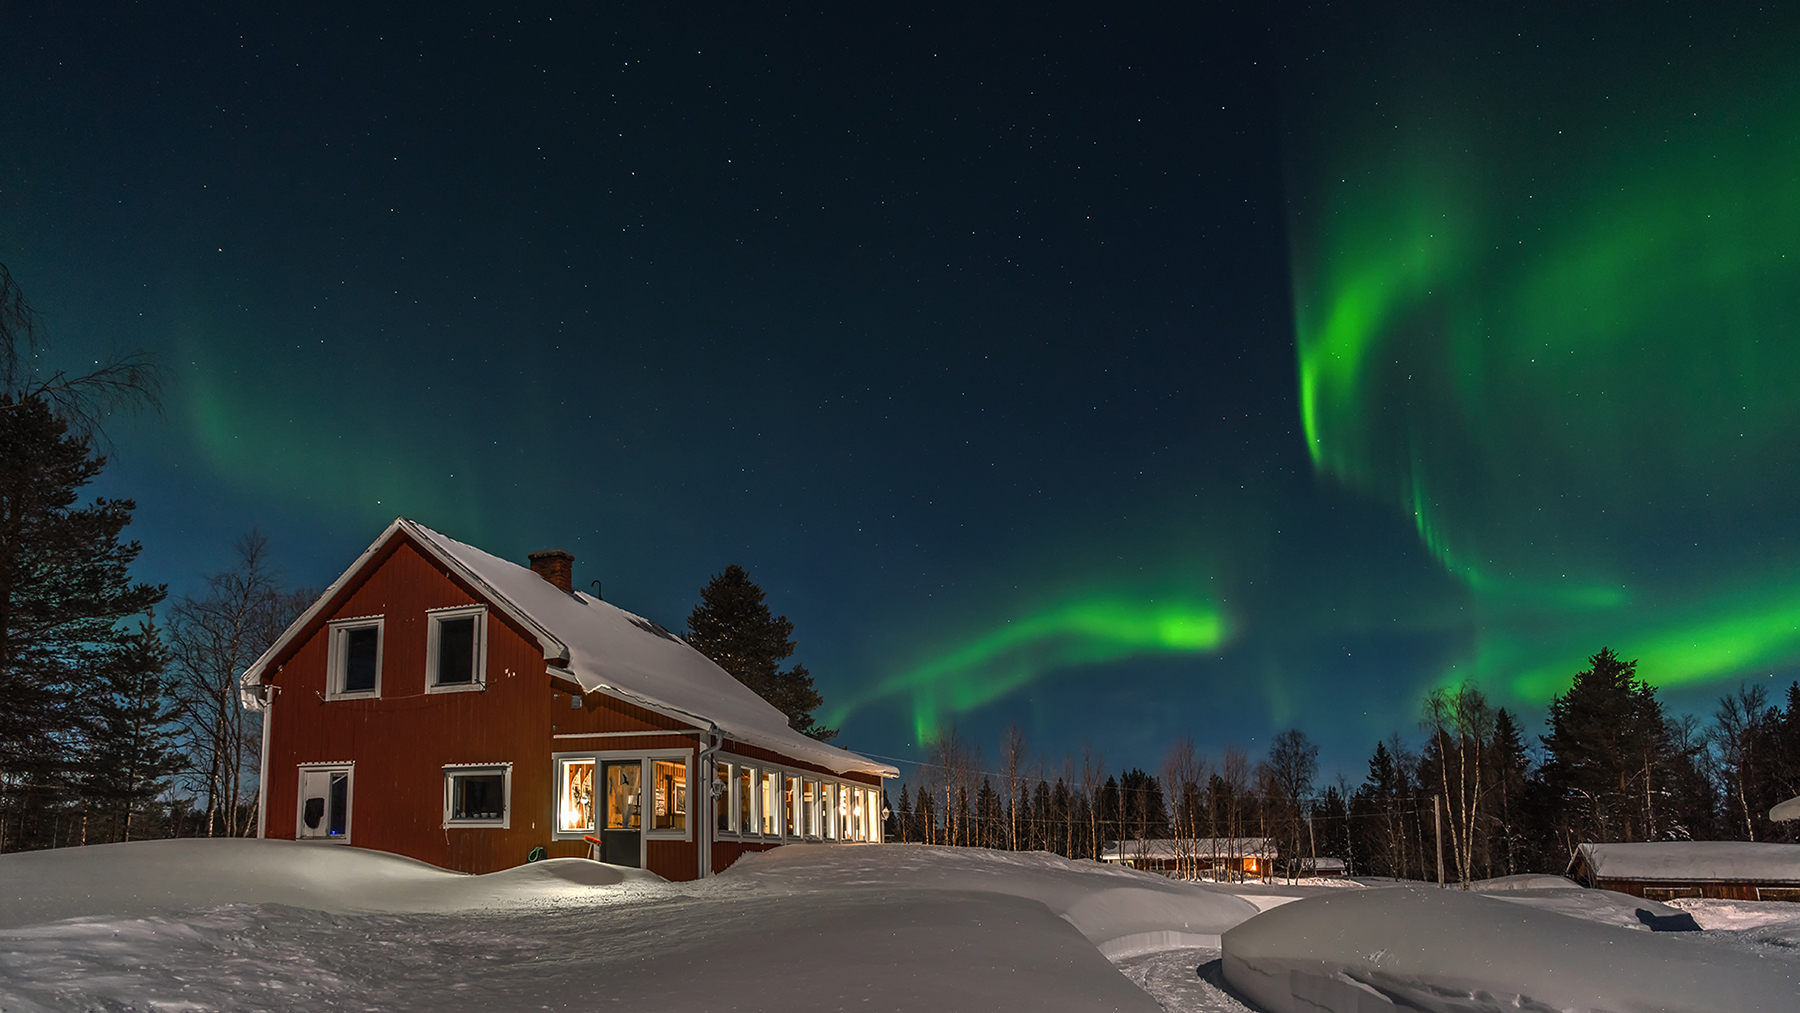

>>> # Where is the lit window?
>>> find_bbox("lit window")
[715,761,731,833]
[802,779,819,837]
[427,606,487,692]
[850,787,865,841]
[325,618,383,698]
[760,770,779,836]
[652,759,687,831]
[605,761,642,830]
[738,766,754,835]
[559,759,595,833]
[297,764,352,841]
[787,776,802,837]
[444,764,510,827]
[866,788,882,842]
[839,784,853,840]
[821,782,837,840]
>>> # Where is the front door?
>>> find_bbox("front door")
[600,760,642,867]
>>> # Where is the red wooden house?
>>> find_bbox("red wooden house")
[240,518,895,880]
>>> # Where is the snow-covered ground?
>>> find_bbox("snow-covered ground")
[2,840,1797,1012]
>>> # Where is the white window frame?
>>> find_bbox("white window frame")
[296,761,354,843]
[425,605,488,693]
[550,749,693,843]
[443,762,512,828]
[325,616,384,700]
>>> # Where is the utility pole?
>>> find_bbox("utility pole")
[1307,807,1317,879]
[1434,794,1444,888]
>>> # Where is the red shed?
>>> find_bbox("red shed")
[241,518,895,880]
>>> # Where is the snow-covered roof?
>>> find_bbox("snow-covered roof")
[1573,841,1800,883]
[1772,795,1800,821]
[242,518,894,778]
[1099,838,1275,861]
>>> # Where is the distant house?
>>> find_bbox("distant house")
[1100,838,1277,881]
[1299,856,1347,878]
[240,518,895,880]
[1567,842,1800,902]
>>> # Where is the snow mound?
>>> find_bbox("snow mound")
[723,843,1262,956]
[0,838,661,929]
[1221,886,1800,1012]
[1477,885,1696,931]
[2,840,1185,1013]
[1465,873,1577,891]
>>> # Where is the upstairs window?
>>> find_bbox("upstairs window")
[325,618,383,699]
[427,605,487,692]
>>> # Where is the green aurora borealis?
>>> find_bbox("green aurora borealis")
[13,4,1800,772]
[829,593,1230,741]
[1289,5,1800,704]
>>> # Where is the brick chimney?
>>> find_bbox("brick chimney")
[528,549,574,592]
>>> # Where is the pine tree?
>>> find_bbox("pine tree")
[686,564,836,740]
[78,618,184,842]
[1542,647,1669,845]
[0,395,166,851]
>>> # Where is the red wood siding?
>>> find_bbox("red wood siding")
[264,540,557,874]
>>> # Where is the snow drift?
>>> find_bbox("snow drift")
[1220,886,1800,1013]
[1,839,1253,1012]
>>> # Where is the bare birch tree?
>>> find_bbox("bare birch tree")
[168,531,309,837]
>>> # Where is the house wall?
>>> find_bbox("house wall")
[1595,878,1769,902]
[265,538,565,875]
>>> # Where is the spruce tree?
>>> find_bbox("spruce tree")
[686,564,836,740]
[0,394,166,848]
[1542,647,1669,844]
[79,618,184,842]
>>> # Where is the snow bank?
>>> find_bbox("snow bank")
[722,843,1262,956]
[0,838,661,929]
[1,840,1216,1012]
[1220,886,1800,1013]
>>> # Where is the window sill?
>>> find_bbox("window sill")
[324,690,380,702]
[426,682,485,695]
[444,819,508,829]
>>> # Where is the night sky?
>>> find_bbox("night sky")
[6,2,1797,781]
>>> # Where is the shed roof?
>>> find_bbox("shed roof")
[1099,838,1275,861]
[1572,841,1800,884]
[242,518,895,778]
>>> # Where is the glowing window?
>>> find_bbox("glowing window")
[738,766,754,835]
[605,761,641,830]
[652,759,686,831]
[559,759,595,833]
[802,779,819,837]
[760,770,779,835]
[715,761,731,833]
[821,782,837,840]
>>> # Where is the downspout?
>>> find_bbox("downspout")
[255,684,278,839]
[697,723,722,878]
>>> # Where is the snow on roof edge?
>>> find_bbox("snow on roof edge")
[405,520,895,779]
